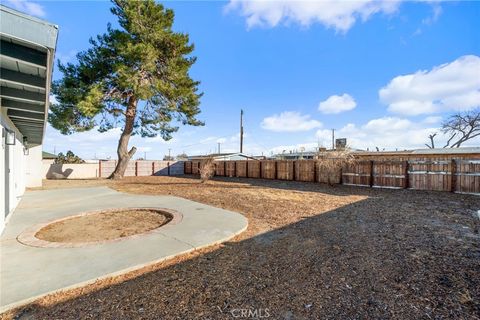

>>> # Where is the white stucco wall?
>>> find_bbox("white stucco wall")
[26,146,43,188]
[42,162,99,179]
[1,110,28,234]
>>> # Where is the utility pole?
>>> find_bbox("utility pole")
[217,142,221,154]
[240,109,244,154]
[331,129,335,150]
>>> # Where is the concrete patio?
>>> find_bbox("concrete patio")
[0,186,248,312]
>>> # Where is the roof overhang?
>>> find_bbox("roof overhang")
[0,5,58,146]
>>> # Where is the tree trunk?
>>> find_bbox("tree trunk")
[109,97,138,180]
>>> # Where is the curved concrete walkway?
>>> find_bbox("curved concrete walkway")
[0,186,248,312]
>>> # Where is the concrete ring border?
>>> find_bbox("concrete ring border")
[17,207,183,248]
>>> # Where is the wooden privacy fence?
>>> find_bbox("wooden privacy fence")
[184,157,480,195]
[99,160,184,178]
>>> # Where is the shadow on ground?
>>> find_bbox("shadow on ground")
[120,174,371,197]
[7,178,480,320]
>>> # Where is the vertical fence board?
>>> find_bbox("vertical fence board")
[295,160,315,182]
[215,161,225,176]
[226,161,236,177]
[248,161,261,178]
[236,161,248,178]
[276,160,294,180]
[262,160,276,179]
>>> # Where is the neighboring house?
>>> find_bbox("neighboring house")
[275,148,367,160]
[0,5,58,233]
[42,151,57,165]
[188,153,258,161]
[274,151,317,160]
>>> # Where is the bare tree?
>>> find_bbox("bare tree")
[425,133,437,149]
[426,109,480,148]
[442,109,480,148]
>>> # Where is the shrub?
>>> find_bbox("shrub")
[199,157,215,182]
[54,150,85,164]
[316,148,356,185]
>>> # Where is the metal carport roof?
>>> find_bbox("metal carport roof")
[0,5,58,146]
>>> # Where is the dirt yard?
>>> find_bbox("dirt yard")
[4,176,480,319]
[36,209,170,243]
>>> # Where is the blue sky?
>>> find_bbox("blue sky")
[5,0,480,159]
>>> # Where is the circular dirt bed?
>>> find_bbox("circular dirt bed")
[35,209,172,243]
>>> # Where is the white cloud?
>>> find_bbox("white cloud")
[49,95,58,105]
[316,117,428,150]
[200,136,219,144]
[422,3,442,26]
[423,116,442,124]
[315,116,480,150]
[5,0,46,17]
[43,125,181,160]
[261,111,322,132]
[318,93,357,114]
[380,55,480,115]
[225,0,401,32]
[56,50,78,64]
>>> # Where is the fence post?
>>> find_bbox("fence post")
[99,161,102,178]
[259,161,263,179]
[451,159,457,193]
[403,160,409,189]
[135,161,138,176]
[233,161,237,177]
[339,166,343,185]
[167,162,170,176]
[274,161,278,180]
[313,161,317,182]
[246,160,249,178]
[152,162,155,175]
[293,161,296,181]
[369,160,374,187]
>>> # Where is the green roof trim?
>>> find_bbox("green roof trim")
[42,151,57,159]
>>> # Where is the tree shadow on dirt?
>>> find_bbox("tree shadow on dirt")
[8,191,480,319]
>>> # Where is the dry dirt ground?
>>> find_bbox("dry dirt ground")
[36,209,169,243]
[3,176,480,319]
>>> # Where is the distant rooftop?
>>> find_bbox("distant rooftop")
[42,151,57,159]
[188,152,258,160]
[353,147,480,156]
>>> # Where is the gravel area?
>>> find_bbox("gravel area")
[3,176,480,319]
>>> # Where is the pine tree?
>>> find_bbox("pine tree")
[50,0,203,179]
